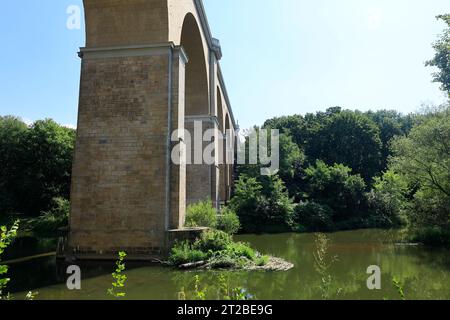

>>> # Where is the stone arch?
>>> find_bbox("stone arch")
[181,12,212,205]
[181,13,209,116]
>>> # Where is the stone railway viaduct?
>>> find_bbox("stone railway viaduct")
[68,0,238,259]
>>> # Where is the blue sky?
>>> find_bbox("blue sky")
[0,0,448,129]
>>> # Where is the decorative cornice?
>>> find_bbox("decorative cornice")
[78,43,189,60]
[185,115,220,128]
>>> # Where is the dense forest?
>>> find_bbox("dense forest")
[0,15,449,246]
[0,118,74,236]
[230,14,450,244]
[232,106,450,244]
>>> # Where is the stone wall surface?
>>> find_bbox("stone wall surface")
[69,54,171,256]
[68,0,236,259]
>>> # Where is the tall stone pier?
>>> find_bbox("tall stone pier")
[67,0,237,260]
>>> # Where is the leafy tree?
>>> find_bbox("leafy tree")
[229,176,263,233]
[21,119,75,215]
[303,160,367,223]
[365,110,413,171]
[391,107,450,199]
[367,170,408,227]
[258,174,296,230]
[390,106,450,242]
[237,129,304,179]
[309,111,382,183]
[230,174,295,233]
[0,117,75,216]
[0,117,28,214]
[263,114,306,147]
[295,201,334,232]
[426,14,450,97]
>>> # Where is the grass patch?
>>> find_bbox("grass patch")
[169,230,268,269]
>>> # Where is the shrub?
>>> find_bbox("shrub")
[304,160,367,222]
[30,197,69,237]
[410,226,450,246]
[295,201,334,232]
[169,241,208,266]
[217,208,241,235]
[227,242,256,261]
[230,174,295,233]
[185,200,217,229]
[207,252,243,269]
[367,170,408,228]
[255,255,270,266]
[229,175,263,233]
[195,230,232,253]
[168,230,265,269]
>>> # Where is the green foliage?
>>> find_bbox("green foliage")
[313,233,339,300]
[0,220,19,299]
[168,230,261,269]
[107,251,127,298]
[310,111,382,183]
[0,116,75,217]
[242,108,418,233]
[366,171,408,227]
[230,174,295,233]
[207,251,250,269]
[235,106,449,235]
[169,241,208,266]
[392,277,406,300]
[180,274,252,300]
[185,200,217,229]
[227,241,256,261]
[295,201,334,232]
[255,255,270,267]
[194,275,206,300]
[365,110,414,171]
[303,160,367,222]
[217,207,241,235]
[238,130,305,179]
[390,106,450,244]
[410,226,450,246]
[228,175,263,232]
[426,15,450,97]
[0,117,28,215]
[169,230,233,266]
[29,197,70,237]
[195,230,232,253]
[217,274,251,300]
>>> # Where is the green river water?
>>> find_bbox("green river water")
[6,229,450,300]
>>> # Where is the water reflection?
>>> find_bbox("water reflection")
[7,229,450,300]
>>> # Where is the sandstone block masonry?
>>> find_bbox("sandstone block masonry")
[69,46,187,259]
[67,0,237,260]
